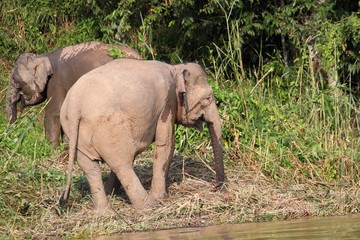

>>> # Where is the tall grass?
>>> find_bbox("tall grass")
[201,6,360,184]
[0,3,359,237]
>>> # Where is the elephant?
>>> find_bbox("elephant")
[59,59,225,213]
[5,41,141,148]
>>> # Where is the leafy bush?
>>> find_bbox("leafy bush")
[0,0,359,238]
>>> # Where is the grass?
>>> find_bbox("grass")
[0,143,358,238]
[0,15,359,238]
[0,55,359,238]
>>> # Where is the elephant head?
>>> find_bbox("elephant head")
[6,53,53,123]
[173,63,225,188]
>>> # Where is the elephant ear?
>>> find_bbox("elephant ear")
[176,70,189,115]
[32,56,52,92]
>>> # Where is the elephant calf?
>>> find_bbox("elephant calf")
[60,59,225,214]
[6,41,141,148]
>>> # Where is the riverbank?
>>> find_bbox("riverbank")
[2,148,358,239]
[96,214,360,239]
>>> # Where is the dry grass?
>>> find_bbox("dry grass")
[3,150,358,239]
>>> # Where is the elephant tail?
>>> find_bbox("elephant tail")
[59,101,81,208]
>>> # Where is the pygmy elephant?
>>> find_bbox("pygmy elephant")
[59,59,225,213]
[6,41,141,148]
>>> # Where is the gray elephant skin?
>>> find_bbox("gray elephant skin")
[59,59,225,213]
[6,41,141,148]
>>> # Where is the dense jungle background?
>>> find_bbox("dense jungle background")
[0,0,359,238]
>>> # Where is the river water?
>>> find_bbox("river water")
[96,214,360,239]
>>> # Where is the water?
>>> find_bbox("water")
[96,214,360,239]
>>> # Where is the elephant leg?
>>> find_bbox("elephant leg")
[104,171,121,195]
[44,110,61,148]
[94,124,154,209]
[76,151,108,214]
[150,117,175,199]
[45,84,66,149]
[107,158,154,209]
[150,143,174,199]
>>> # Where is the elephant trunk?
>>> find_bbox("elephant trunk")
[6,80,20,123]
[205,102,225,188]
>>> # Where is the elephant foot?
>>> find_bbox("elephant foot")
[150,190,169,200]
[131,194,159,210]
[144,194,159,208]
[94,204,109,216]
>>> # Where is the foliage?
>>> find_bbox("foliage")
[1,0,359,89]
[0,0,94,60]
[0,0,359,238]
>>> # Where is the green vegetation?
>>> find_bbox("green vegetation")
[0,0,359,238]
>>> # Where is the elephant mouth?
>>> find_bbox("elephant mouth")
[20,92,44,107]
[194,121,204,131]
[185,115,204,131]
[21,93,31,101]
[20,93,34,105]
[178,112,205,131]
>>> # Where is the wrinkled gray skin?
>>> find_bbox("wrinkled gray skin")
[6,41,141,148]
[59,59,225,214]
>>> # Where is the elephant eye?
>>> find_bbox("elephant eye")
[12,70,21,82]
[12,77,22,88]
[201,96,212,107]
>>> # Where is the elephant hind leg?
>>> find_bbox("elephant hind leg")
[93,125,156,209]
[107,158,155,210]
[99,147,154,209]
[76,151,108,214]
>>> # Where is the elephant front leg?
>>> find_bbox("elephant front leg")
[150,118,175,199]
[44,103,62,148]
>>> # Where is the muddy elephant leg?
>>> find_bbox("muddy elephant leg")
[104,171,121,195]
[76,151,108,214]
